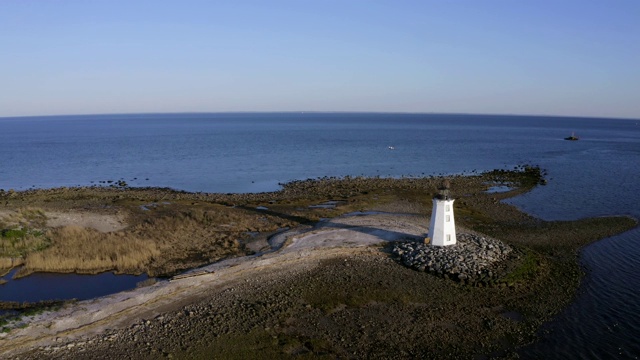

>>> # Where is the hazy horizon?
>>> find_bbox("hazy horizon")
[1,111,638,122]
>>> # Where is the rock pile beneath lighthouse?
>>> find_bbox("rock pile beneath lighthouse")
[392,233,512,285]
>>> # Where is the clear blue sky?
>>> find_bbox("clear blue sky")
[1,0,639,119]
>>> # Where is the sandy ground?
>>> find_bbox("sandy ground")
[0,212,427,358]
[45,212,127,233]
[0,210,127,233]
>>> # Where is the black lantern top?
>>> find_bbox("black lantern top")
[435,179,452,200]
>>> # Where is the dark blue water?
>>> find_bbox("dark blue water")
[1,113,639,357]
[505,130,640,358]
[2,113,633,194]
[0,268,147,303]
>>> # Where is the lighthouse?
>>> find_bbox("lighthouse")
[428,180,456,246]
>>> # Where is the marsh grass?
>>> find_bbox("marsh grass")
[13,204,304,277]
[6,167,629,281]
[18,226,159,277]
[0,258,24,275]
[0,234,50,259]
[0,208,47,229]
[1,208,50,273]
[129,205,302,275]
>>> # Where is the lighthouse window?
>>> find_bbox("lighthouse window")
[446,234,451,242]
[446,215,451,222]
[446,205,451,212]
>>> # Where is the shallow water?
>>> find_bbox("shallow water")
[485,185,514,193]
[0,268,147,303]
[517,227,640,359]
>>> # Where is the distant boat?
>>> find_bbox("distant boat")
[564,132,579,141]
[388,146,395,150]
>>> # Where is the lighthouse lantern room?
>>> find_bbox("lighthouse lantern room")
[428,180,457,247]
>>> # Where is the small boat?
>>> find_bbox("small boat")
[564,132,579,141]
[388,146,395,150]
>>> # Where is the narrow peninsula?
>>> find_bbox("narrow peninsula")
[0,167,636,359]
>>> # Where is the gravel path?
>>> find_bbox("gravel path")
[1,213,436,358]
[4,209,626,359]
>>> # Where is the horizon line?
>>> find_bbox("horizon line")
[1,111,638,122]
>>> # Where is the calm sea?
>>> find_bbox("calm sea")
[0,113,639,358]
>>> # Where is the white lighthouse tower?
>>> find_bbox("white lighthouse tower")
[428,180,456,246]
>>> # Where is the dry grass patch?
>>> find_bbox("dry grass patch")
[18,226,159,277]
[5,203,305,277]
[0,258,24,276]
[128,205,300,275]
[0,208,47,229]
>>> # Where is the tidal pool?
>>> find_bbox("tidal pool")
[485,185,514,193]
[0,268,148,303]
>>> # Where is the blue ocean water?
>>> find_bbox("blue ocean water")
[1,113,639,358]
[2,112,634,194]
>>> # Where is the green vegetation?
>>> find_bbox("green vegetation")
[501,248,543,284]
[0,300,68,334]
[1,208,51,272]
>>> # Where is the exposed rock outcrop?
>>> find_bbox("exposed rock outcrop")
[392,233,512,285]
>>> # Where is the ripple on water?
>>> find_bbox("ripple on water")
[520,227,640,359]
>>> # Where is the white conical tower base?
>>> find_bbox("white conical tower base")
[428,198,456,246]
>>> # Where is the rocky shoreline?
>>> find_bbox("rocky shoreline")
[1,169,638,359]
[392,233,513,286]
